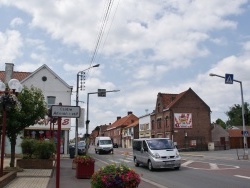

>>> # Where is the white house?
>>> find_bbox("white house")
[1,63,73,155]
[139,113,151,138]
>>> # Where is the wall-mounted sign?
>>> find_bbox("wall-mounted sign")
[174,113,192,128]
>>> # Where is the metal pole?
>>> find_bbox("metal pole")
[209,73,248,159]
[86,93,89,135]
[75,73,79,156]
[0,109,6,177]
[75,64,100,155]
[56,116,62,188]
[85,90,120,151]
[85,93,90,152]
[239,81,248,159]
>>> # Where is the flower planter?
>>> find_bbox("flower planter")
[76,161,94,179]
[91,163,140,188]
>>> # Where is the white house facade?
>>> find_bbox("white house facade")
[2,63,73,155]
[139,114,151,138]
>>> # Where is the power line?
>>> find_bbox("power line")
[88,0,114,69]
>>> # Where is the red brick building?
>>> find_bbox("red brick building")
[151,88,211,150]
[105,112,138,147]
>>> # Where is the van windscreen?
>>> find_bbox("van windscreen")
[99,140,112,145]
[146,139,174,150]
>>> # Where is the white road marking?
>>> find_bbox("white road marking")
[234,175,250,180]
[181,160,193,167]
[182,160,239,170]
[141,177,169,188]
[209,163,219,169]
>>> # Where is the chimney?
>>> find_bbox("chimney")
[127,111,133,115]
[117,116,121,120]
[5,63,14,84]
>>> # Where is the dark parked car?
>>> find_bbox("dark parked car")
[69,141,86,155]
[78,141,87,155]
[113,143,118,148]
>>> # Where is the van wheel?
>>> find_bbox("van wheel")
[134,158,139,167]
[148,160,154,171]
[98,149,101,155]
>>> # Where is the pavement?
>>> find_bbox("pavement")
[2,148,249,188]
[3,153,158,188]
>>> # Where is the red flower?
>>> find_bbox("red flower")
[73,155,95,165]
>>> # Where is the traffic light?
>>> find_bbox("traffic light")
[98,89,106,97]
[244,114,249,125]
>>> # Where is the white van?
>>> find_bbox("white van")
[95,137,113,154]
[133,138,181,171]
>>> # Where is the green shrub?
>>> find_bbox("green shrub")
[20,138,37,159]
[20,139,56,159]
[34,140,56,159]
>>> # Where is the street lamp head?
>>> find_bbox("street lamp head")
[8,79,22,91]
[92,64,100,68]
[209,73,215,77]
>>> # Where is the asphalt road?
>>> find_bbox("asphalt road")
[90,147,250,188]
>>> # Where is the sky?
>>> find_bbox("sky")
[0,0,250,139]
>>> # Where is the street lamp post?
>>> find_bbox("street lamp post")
[0,79,23,177]
[75,64,99,156]
[209,73,248,159]
[85,89,120,152]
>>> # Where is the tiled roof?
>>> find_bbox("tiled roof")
[227,127,250,137]
[125,119,139,128]
[0,71,31,82]
[107,114,138,130]
[160,90,187,110]
[160,88,210,110]
[227,129,243,137]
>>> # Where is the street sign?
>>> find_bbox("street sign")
[244,131,248,136]
[225,74,233,84]
[51,105,81,118]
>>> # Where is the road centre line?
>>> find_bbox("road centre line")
[234,175,250,180]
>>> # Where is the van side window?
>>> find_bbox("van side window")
[133,141,141,151]
[143,141,148,150]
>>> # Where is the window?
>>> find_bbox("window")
[151,120,154,130]
[157,118,161,129]
[165,116,168,127]
[133,140,141,151]
[47,96,56,109]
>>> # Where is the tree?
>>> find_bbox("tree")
[225,102,250,126]
[215,118,226,129]
[3,86,47,167]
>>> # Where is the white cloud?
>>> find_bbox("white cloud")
[0,30,23,62]
[1,0,250,135]
[10,17,24,27]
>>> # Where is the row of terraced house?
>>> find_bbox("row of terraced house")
[90,88,213,150]
[90,88,250,151]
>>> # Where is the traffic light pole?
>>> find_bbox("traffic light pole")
[85,89,120,153]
